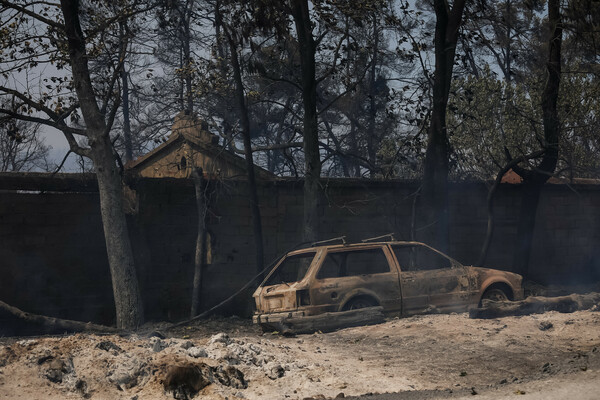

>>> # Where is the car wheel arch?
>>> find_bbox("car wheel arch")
[480,281,514,303]
[338,289,381,311]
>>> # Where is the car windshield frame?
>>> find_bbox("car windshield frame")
[263,251,317,286]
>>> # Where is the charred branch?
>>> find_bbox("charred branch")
[0,299,119,334]
[470,293,600,319]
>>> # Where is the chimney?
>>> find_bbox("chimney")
[172,112,218,145]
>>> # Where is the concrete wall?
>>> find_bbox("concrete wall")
[1,177,599,333]
[0,190,114,334]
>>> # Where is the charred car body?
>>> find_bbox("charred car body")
[252,239,524,329]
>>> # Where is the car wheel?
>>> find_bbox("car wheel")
[481,288,509,302]
[345,297,377,310]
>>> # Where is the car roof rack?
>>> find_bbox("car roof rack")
[311,236,347,247]
[362,233,396,243]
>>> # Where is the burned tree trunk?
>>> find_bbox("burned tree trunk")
[512,181,545,275]
[291,0,322,243]
[223,22,265,276]
[91,135,144,329]
[190,167,207,317]
[121,67,133,163]
[419,0,467,253]
[119,21,133,163]
[470,293,600,319]
[511,0,561,276]
[477,150,545,266]
[0,300,118,333]
[61,0,144,329]
[366,14,379,178]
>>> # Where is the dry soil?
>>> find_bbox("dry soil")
[1,309,599,399]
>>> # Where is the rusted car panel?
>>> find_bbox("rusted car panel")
[253,241,524,329]
[400,267,477,314]
[472,267,525,301]
[307,245,403,314]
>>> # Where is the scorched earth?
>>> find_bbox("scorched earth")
[1,309,600,399]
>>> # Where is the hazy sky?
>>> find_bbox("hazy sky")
[45,127,78,171]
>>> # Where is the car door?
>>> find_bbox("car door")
[422,266,473,312]
[392,244,473,315]
[310,246,402,313]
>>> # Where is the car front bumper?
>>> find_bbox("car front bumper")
[253,310,306,325]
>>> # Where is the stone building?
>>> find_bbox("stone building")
[126,113,273,180]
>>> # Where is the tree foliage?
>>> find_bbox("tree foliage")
[0,109,50,171]
[2,0,599,288]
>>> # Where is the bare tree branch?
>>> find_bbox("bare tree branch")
[0,0,65,30]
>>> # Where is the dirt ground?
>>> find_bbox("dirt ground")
[1,309,599,400]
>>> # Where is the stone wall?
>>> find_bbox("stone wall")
[1,176,599,333]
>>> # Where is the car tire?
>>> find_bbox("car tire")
[481,288,509,303]
[344,297,377,310]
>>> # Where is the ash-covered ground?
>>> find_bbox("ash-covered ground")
[1,309,600,399]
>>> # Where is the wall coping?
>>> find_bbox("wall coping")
[2,171,600,193]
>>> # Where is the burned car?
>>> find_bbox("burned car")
[252,238,524,329]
